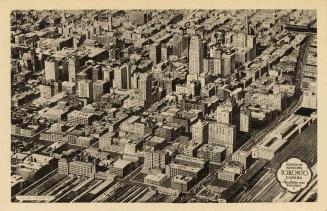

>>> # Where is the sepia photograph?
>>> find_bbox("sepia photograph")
[8,9,318,203]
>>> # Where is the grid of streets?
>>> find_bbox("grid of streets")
[10,9,317,203]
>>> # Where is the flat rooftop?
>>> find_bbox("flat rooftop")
[113,159,132,169]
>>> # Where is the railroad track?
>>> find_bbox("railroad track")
[12,169,58,201]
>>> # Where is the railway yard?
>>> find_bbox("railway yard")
[14,172,176,203]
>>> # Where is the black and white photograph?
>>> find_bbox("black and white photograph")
[8,8,319,204]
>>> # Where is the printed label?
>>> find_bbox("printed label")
[276,157,312,193]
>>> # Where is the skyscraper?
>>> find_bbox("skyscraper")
[216,105,233,125]
[62,59,69,81]
[143,149,169,174]
[216,97,240,126]
[93,80,109,102]
[182,34,190,58]
[172,34,182,58]
[210,48,223,75]
[45,58,59,81]
[191,120,209,144]
[68,56,80,83]
[161,44,173,62]
[233,32,247,48]
[113,64,131,90]
[247,35,257,60]
[108,14,113,31]
[129,11,151,26]
[222,52,235,76]
[244,14,249,35]
[53,81,62,95]
[113,68,122,89]
[240,109,251,133]
[78,80,93,100]
[224,33,233,46]
[124,64,132,89]
[189,36,204,76]
[208,122,237,155]
[150,42,161,65]
[30,47,38,73]
[138,73,153,107]
[172,33,190,58]
[91,65,102,82]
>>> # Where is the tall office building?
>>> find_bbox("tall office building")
[113,67,123,89]
[150,43,161,65]
[217,106,233,125]
[172,33,189,58]
[213,58,223,75]
[210,48,223,75]
[45,58,59,81]
[240,109,251,133]
[125,64,132,89]
[182,34,190,58]
[233,32,247,48]
[93,80,109,102]
[208,122,237,155]
[225,33,233,46]
[53,81,62,95]
[92,65,102,82]
[62,59,69,81]
[30,47,38,73]
[222,53,235,76]
[109,15,113,31]
[143,150,169,174]
[189,36,204,76]
[68,56,80,83]
[97,13,113,31]
[172,33,182,58]
[78,80,93,100]
[217,97,240,130]
[244,14,249,35]
[138,73,153,107]
[247,35,257,60]
[129,11,151,26]
[202,40,208,59]
[102,67,111,82]
[203,59,208,74]
[191,120,209,144]
[203,58,214,74]
[113,64,131,90]
[161,44,173,62]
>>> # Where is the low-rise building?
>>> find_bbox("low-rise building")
[58,159,96,177]
[16,153,57,182]
[11,175,26,196]
[67,110,95,125]
[109,159,133,178]
[217,169,238,182]
[168,163,201,180]
[171,175,195,192]
[197,144,226,163]
[231,150,252,169]
[144,173,167,186]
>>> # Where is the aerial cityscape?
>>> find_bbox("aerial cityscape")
[10,9,317,203]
